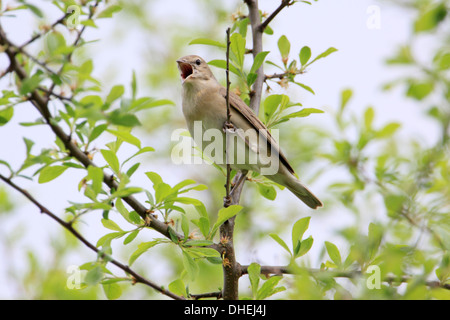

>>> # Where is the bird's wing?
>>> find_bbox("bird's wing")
[220,87,295,175]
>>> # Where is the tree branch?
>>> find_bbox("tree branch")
[244,0,264,114]
[0,174,185,300]
[259,0,293,32]
[211,0,291,300]
[240,265,450,290]
[0,21,184,243]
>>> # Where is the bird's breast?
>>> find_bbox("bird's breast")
[182,84,226,132]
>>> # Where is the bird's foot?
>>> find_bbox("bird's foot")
[223,121,235,133]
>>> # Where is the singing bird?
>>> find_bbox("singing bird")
[177,55,322,209]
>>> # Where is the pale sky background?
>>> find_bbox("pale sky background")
[0,0,440,298]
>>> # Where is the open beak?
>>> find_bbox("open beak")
[176,60,193,82]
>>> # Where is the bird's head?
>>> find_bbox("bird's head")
[176,55,215,84]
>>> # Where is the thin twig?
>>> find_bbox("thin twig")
[46,0,100,102]
[19,13,70,49]
[220,27,242,300]
[224,27,232,207]
[37,86,72,101]
[190,291,223,300]
[265,70,304,81]
[0,174,185,300]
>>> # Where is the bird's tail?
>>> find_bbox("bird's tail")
[285,178,323,209]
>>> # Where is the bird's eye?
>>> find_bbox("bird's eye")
[195,59,201,65]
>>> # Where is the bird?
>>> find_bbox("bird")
[176,55,323,209]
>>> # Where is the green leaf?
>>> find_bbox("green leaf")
[168,279,187,297]
[257,183,277,200]
[386,45,414,65]
[155,182,173,203]
[0,160,13,175]
[293,82,315,95]
[210,205,243,237]
[89,123,108,143]
[264,94,284,123]
[97,5,122,19]
[102,283,122,300]
[434,51,450,70]
[247,73,258,86]
[292,217,311,253]
[414,3,447,33]
[107,129,141,149]
[248,263,261,298]
[131,70,137,99]
[299,46,311,66]
[368,223,383,260]
[250,51,270,74]
[112,187,142,199]
[256,276,285,300]
[188,38,226,48]
[264,25,274,35]
[21,2,44,18]
[123,229,139,245]
[145,171,163,186]
[384,194,406,218]
[101,218,123,232]
[19,70,43,95]
[106,85,125,104]
[181,214,189,240]
[269,233,292,255]
[325,241,342,266]
[182,250,198,280]
[45,31,67,56]
[87,165,104,194]
[80,19,97,28]
[129,97,174,111]
[340,88,353,112]
[101,149,120,173]
[184,247,220,258]
[279,108,323,123]
[406,81,434,100]
[129,241,158,266]
[197,217,210,238]
[109,110,141,127]
[208,59,241,76]
[296,236,314,258]
[123,146,155,166]
[0,107,14,126]
[364,107,375,130]
[85,266,103,286]
[115,198,140,225]
[376,122,401,139]
[38,165,68,183]
[96,231,126,247]
[307,47,338,66]
[238,17,249,38]
[278,35,290,64]
[230,33,246,68]
[126,163,140,178]
[80,95,103,108]
[172,179,207,194]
